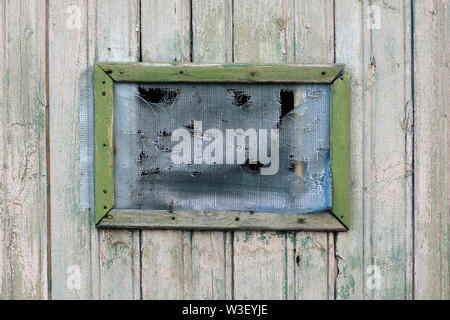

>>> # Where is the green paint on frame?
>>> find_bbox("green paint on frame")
[98,62,344,84]
[331,72,351,228]
[94,65,115,224]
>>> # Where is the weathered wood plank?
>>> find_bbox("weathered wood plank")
[100,210,346,232]
[232,0,293,300]
[190,0,233,300]
[234,232,287,299]
[294,0,334,64]
[0,0,48,299]
[363,0,413,299]
[141,230,185,299]
[99,230,140,300]
[291,0,336,300]
[233,0,294,64]
[413,0,449,300]
[141,0,191,63]
[190,232,227,299]
[0,0,5,297]
[334,0,365,300]
[192,0,232,63]
[49,0,95,299]
[95,0,141,300]
[294,233,329,299]
[335,0,414,300]
[140,0,192,300]
[364,0,412,299]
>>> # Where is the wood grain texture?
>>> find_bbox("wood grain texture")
[0,0,4,297]
[294,0,334,64]
[293,233,330,299]
[292,0,336,300]
[98,63,343,83]
[49,0,96,299]
[0,0,48,299]
[234,232,287,299]
[99,230,140,300]
[140,0,192,300]
[191,0,233,299]
[95,0,141,300]
[335,0,414,300]
[100,210,345,231]
[362,0,413,299]
[232,0,293,300]
[141,0,191,63]
[192,0,232,63]
[413,0,449,300]
[334,0,365,300]
[49,0,141,300]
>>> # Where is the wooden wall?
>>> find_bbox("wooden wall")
[0,0,448,300]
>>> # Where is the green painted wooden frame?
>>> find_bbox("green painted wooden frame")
[94,63,350,231]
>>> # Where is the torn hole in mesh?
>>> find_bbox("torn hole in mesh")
[137,85,181,110]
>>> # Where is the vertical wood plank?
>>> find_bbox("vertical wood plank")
[190,0,233,300]
[95,0,141,300]
[413,0,449,300]
[294,0,334,64]
[233,0,333,300]
[0,0,5,297]
[192,0,233,63]
[233,232,286,299]
[291,0,334,300]
[362,0,413,299]
[335,0,414,300]
[233,0,294,64]
[141,0,191,63]
[292,232,329,300]
[141,230,185,299]
[0,0,48,299]
[140,0,192,300]
[49,0,95,299]
[232,0,294,299]
[99,230,140,299]
[333,0,365,300]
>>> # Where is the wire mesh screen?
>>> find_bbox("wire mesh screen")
[113,82,332,214]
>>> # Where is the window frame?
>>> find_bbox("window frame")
[94,63,350,231]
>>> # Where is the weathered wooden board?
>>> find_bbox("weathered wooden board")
[191,0,233,300]
[232,0,292,300]
[2,0,449,301]
[292,0,335,300]
[100,210,345,232]
[363,0,413,299]
[95,0,141,300]
[335,0,414,300]
[334,0,365,300]
[49,0,141,300]
[413,0,449,300]
[0,0,48,299]
[231,0,335,300]
[49,0,96,299]
[140,0,192,300]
